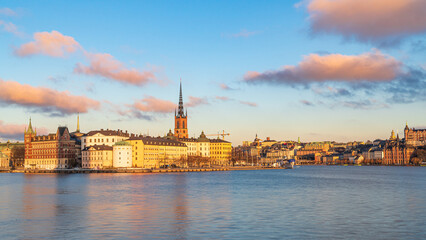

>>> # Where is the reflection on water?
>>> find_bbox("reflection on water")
[0,166,426,239]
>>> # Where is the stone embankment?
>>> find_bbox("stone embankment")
[21,168,229,174]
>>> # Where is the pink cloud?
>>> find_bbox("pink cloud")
[14,30,81,57]
[0,78,100,114]
[219,83,236,90]
[0,8,17,16]
[306,0,426,44]
[239,101,257,107]
[216,96,231,101]
[133,96,176,113]
[74,52,157,86]
[0,120,48,140]
[185,96,209,107]
[0,20,22,36]
[244,50,402,84]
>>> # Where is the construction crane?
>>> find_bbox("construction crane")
[206,130,230,140]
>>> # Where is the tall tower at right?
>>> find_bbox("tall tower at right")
[174,80,188,139]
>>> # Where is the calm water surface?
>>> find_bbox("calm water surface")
[1,166,425,239]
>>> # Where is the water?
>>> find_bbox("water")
[0,166,425,239]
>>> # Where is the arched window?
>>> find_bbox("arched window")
[177,121,180,128]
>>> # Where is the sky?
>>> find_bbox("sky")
[0,0,425,145]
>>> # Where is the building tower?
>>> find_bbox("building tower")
[174,80,188,139]
[76,113,80,133]
[24,118,36,162]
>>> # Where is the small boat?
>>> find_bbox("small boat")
[284,159,295,169]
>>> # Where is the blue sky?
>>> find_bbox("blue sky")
[0,0,425,144]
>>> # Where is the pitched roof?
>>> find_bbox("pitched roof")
[85,129,130,137]
[128,136,187,147]
[82,144,113,151]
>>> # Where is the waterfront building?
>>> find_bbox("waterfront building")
[383,131,414,165]
[210,138,232,166]
[179,131,211,158]
[81,145,113,169]
[81,129,130,150]
[404,123,426,146]
[296,142,330,157]
[113,141,132,168]
[70,114,84,167]
[0,152,9,168]
[24,119,76,169]
[0,141,24,168]
[174,81,188,139]
[127,136,187,168]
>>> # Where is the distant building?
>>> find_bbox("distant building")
[24,119,76,169]
[174,81,188,139]
[210,138,232,166]
[0,152,10,168]
[0,141,24,168]
[179,131,211,158]
[113,141,132,168]
[127,136,187,168]
[70,114,84,167]
[383,130,414,165]
[82,144,113,169]
[404,123,426,146]
[81,129,130,150]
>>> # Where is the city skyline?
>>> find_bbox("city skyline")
[1,1,426,144]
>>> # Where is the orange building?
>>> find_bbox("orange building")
[174,81,188,139]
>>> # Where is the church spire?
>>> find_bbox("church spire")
[26,118,34,134]
[76,113,80,133]
[178,79,185,117]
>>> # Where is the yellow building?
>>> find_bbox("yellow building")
[127,136,187,168]
[210,139,232,166]
[82,145,113,169]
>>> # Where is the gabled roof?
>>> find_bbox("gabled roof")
[85,129,130,137]
[128,136,187,147]
[82,144,113,151]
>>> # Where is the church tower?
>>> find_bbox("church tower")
[174,80,188,139]
[24,118,36,161]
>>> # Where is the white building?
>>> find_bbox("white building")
[113,141,132,168]
[81,129,129,151]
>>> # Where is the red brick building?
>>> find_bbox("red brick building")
[383,133,414,165]
[24,119,76,169]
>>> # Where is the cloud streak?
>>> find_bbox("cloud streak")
[0,7,17,16]
[239,101,257,107]
[133,96,176,113]
[14,31,81,57]
[0,121,48,140]
[306,0,426,45]
[244,50,402,85]
[219,83,236,91]
[0,78,100,115]
[14,30,160,86]
[0,20,22,37]
[74,52,157,86]
[185,96,209,107]
[230,29,259,38]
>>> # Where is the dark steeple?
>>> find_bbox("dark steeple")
[177,79,185,117]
